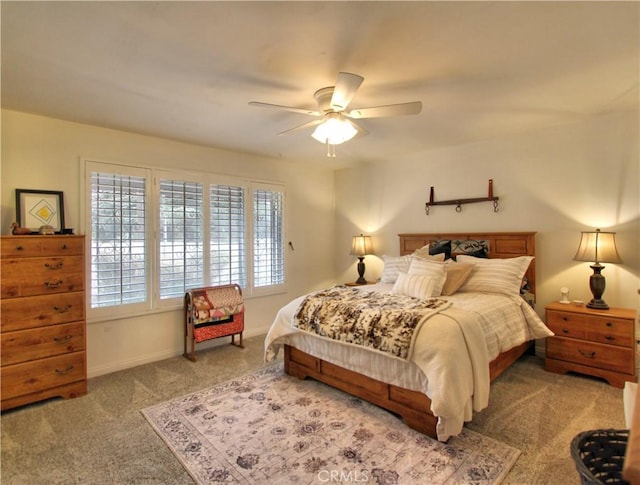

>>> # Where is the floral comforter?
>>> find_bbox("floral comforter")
[294,286,451,360]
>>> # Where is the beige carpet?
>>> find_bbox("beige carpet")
[143,363,520,485]
[0,335,626,484]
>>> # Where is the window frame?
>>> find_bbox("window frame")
[82,159,287,321]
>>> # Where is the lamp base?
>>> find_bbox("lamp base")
[587,299,610,310]
[355,256,367,285]
[587,263,609,310]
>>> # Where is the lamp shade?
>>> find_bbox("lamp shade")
[350,234,373,256]
[573,229,622,264]
[311,113,358,145]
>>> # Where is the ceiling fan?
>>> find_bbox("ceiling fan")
[249,72,422,157]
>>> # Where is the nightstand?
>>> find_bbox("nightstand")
[544,301,636,388]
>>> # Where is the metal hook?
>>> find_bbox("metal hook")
[493,199,499,212]
[455,203,462,213]
[425,204,430,216]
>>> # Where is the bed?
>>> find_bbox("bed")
[264,232,553,441]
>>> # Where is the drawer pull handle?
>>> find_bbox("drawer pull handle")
[578,349,596,359]
[44,261,63,270]
[562,328,570,334]
[54,335,73,343]
[62,244,68,249]
[562,317,569,321]
[605,335,616,341]
[16,246,24,251]
[53,305,72,313]
[606,322,613,327]
[55,365,74,375]
[44,280,63,288]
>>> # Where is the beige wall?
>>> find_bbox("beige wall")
[335,111,640,313]
[1,110,337,376]
[2,109,639,377]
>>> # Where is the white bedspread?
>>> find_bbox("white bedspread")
[264,284,553,441]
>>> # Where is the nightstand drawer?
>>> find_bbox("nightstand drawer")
[547,336,634,375]
[585,315,634,347]
[546,310,587,339]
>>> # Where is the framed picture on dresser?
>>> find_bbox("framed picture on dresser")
[15,188,65,233]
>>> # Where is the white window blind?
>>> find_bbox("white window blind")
[253,187,284,287]
[90,172,147,308]
[159,179,204,299]
[210,184,246,287]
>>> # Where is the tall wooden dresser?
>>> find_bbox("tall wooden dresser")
[1,235,87,410]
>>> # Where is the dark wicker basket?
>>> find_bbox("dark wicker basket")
[570,429,630,485]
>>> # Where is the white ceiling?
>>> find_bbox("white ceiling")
[2,1,638,168]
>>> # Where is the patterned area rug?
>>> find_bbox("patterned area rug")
[142,364,519,484]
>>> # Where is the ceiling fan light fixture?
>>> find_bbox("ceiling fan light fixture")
[311,113,358,145]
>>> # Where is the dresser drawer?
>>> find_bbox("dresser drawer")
[1,236,84,258]
[1,256,84,298]
[547,336,634,375]
[1,322,85,366]
[1,238,43,258]
[546,310,588,339]
[1,351,86,400]
[1,292,85,332]
[41,237,84,256]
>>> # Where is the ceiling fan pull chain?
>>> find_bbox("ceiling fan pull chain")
[326,140,336,158]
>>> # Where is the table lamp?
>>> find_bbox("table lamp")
[573,229,622,310]
[350,234,374,285]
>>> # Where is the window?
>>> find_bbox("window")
[253,186,284,288]
[89,168,148,310]
[84,160,286,318]
[210,184,246,287]
[159,178,204,299]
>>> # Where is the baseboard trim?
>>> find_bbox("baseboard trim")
[87,327,268,378]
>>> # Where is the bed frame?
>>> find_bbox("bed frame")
[284,232,537,439]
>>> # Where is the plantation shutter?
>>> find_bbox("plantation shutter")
[210,184,246,287]
[90,171,147,308]
[253,186,284,287]
[159,179,204,298]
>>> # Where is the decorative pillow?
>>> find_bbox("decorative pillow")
[407,257,447,296]
[412,244,431,259]
[390,272,436,299]
[456,255,534,296]
[441,261,475,296]
[380,254,412,284]
[465,248,488,258]
[429,240,452,260]
[413,245,446,262]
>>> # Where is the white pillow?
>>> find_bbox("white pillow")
[390,272,436,299]
[456,255,534,296]
[407,257,447,296]
[380,254,412,284]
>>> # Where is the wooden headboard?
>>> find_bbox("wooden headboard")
[399,232,537,297]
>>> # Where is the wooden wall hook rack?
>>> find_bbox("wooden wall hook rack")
[425,179,499,215]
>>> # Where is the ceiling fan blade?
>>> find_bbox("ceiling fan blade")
[330,72,364,111]
[350,119,369,139]
[347,101,422,119]
[278,119,323,135]
[248,101,321,116]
